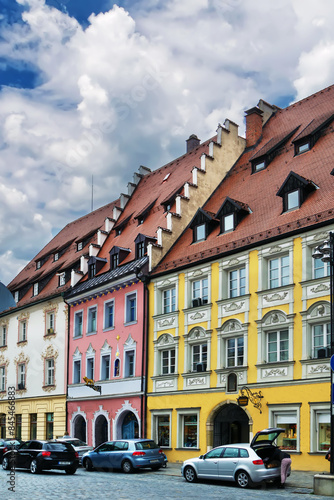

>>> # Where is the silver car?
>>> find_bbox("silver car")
[55,438,93,465]
[181,428,290,488]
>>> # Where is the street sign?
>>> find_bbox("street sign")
[331,354,334,371]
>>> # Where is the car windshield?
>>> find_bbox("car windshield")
[45,443,74,452]
[135,441,159,450]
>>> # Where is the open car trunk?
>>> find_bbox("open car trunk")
[254,445,280,469]
[250,428,285,469]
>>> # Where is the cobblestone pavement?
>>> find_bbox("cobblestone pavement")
[0,463,330,500]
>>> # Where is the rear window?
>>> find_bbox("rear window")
[63,439,87,447]
[255,432,278,443]
[239,448,249,458]
[135,440,159,450]
[45,443,74,452]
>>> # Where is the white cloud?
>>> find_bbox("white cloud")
[1,0,334,283]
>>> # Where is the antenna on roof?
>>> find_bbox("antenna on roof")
[91,175,94,212]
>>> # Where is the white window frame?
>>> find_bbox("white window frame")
[72,352,82,385]
[86,356,95,381]
[14,291,19,303]
[258,242,293,292]
[100,354,111,381]
[0,366,5,392]
[74,310,83,338]
[151,410,172,448]
[19,320,27,342]
[267,329,289,363]
[87,306,97,334]
[226,336,244,368]
[287,189,299,210]
[177,408,200,449]
[104,299,115,330]
[18,363,26,389]
[161,348,176,375]
[154,275,178,316]
[125,291,137,324]
[310,403,331,453]
[184,327,211,374]
[191,343,207,372]
[46,358,55,386]
[33,283,39,296]
[0,325,6,347]
[154,333,179,378]
[163,287,176,314]
[269,255,290,289]
[313,257,330,280]
[228,266,246,298]
[59,273,66,287]
[269,405,300,453]
[301,301,330,362]
[195,223,206,242]
[124,350,135,378]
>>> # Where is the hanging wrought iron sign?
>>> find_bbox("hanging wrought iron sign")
[83,376,102,394]
[238,386,263,413]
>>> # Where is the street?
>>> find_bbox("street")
[0,465,329,500]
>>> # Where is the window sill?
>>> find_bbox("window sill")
[0,345,8,349]
[73,335,83,339]
[124,321,137,326]
[44,333,56,338]
[86,331,97,336]
[103,327,115,333]
[175,447,200,451]
[17,340,27,346]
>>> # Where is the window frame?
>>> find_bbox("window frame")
[269,254,290,289]
[310,403,331,453]
[104,300,115,330]
[0,365,5,392]
[86,356,95,381]
[18,363,26,389]
[0,325,7,347]
[74,310,83,338]
[124,350,135,378]
[87,306,97,334]
[269,405,300,453]
[45,358,55,386]
[125,292,137,324]
[151,411,172,448]
[18,320,27,343]
[228,266,246,298]
[73,359,81,385]
[267,329,289,363]
[161,348,176,375]
[163,287,176,314]
[191,277,209,307]
[177,409,200,449]
[100,353,111,381]
[222,213,234,233]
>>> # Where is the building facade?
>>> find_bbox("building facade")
[146,85,334,471]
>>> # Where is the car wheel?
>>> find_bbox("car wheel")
[184,465,197,483]
[121,459,134,474]
[65,467,77,475]
[236,470,252,488]
[2,457,10,470]
[30,459,40,474]
[84,458,93,471]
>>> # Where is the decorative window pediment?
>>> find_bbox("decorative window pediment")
[216,197,250,233]
[276,171,316,212]
[250,127,299,172]
[293,112,334,155]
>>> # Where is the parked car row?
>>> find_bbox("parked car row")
[1,429,290,489]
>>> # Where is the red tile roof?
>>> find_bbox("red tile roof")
[152,84,334,275]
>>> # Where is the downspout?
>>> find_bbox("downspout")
[63,293,70,435]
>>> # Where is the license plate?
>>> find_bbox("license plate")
[59,461,71,465]
[150,459,159,463]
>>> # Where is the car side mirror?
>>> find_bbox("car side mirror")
[199,455,204,459]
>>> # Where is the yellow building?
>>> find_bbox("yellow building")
[146,86,334,471]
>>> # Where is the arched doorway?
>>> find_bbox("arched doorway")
[213,403,249,448]
[73,414,86,442]
[95,415,108,447]
[122,412,139,439]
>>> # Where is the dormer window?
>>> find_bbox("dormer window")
[33,283,38,296]
[54,253,59,261]
[109,246,131,270]
[89,262,96,279]
[277,171,316,213]
[135,234,156,260]
[190,208,217,243]
[137,241,145,258]
[253,159,266,172]
[195,223,206,242]
[116,228,122,236]
[87,256,107,279]
[135,199,157,226]
[216,197,250,234]
[250,127,299,173]
[77,242,83,251]
[295,140,310,155]
[293,112,334,156]
[36,261,41,269]
[14,291,19,303]
[59,273,66,287]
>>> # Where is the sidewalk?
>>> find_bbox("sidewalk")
[160,462,328,493]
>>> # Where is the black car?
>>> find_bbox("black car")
[2,440,79,474]
[0,439,23,464]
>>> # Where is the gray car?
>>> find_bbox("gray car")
[181,427,290,488]
[82,438,165,473]
[55,438,93,465]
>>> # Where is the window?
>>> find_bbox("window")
[104,301,114,329]
[267,329,289,362]
[181,414,198,448]
[229,267,246,298]
[0,413,6,438]
[19,320,27,342]
[137,241,145,258]
[77,241,83,251]
[270,408,299,451]
[312,323,330,358]
[15,415,22,440]
[46,312,55,335]
[161,349,175,375]
[46,359,55,386]
[18,363,26,389]
[0,325,6,347]
[111,253,118,270]
[163,288,176,314]
[310,405,331,453]
[73,360,81,384]
[253,160,265,172]
[54,252,59,261]
[30,414,37,440]
[313,258,330,279]
[296,141,310,154]
[59,273,66,287]
[89,262,96,279]
[114,358,120,377]
[46,413,54,440]
[86,357,94,380]
[14,291,19,303]
[36,260,41,269]
[74,311,83,337]
[0,366,5,392]
[227,337,244,367]
[269,255,289,288]
[192,277,208,306]
[223,214,234,232]
[195,223,206,242]
[153,414,171,447]
[101,355,110,380]
[87,307,97,333]
[287,189,299,210]
[125,350,135,378]
[227,372,237,392]
[125,293,137,323]
[192,343,207,372]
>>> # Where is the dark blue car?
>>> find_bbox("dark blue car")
[82,439,165,473]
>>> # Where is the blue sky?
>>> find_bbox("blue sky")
[0,0,334,284]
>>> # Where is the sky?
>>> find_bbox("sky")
[1,0,334,285]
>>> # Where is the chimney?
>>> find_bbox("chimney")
[186,134,200,153]
[245,107,263,148]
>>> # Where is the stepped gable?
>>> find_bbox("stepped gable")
[94,137,215,272]
[6,199,120,309]
[151,84,334,274]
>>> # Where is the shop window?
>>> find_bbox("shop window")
[30,413,37,440]
[46,413,54,440]
[15,414,22,440]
